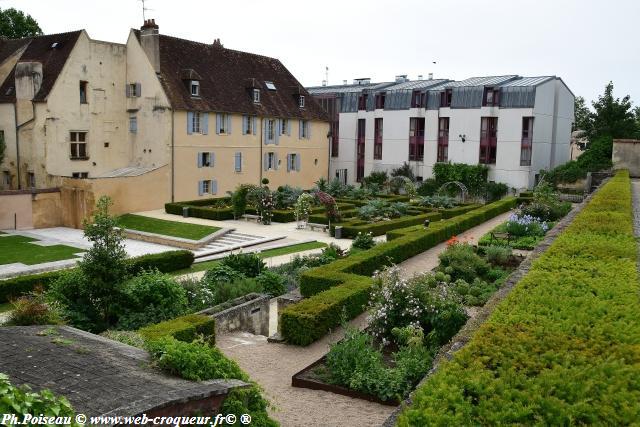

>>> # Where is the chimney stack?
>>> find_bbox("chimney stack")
[428,72,433,80]
[140,19,160,74]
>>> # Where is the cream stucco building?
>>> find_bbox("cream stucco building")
[0,20,330,218]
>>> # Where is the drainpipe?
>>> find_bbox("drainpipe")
[259,117,264,185]
[14,101,37,190]
[171,109,175,202]
[327,124,331,181]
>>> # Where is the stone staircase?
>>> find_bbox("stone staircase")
[192,230,284,261]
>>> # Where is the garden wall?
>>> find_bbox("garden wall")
[198,293,270,336]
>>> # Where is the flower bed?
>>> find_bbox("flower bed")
[397,171,640,425]
[280,198,517,346]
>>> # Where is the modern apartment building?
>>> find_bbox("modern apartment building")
[0,20,329,216]
[309,75,574,190]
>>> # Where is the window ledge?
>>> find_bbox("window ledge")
[70,157,90,161]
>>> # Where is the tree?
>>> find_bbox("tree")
[585,82,639,140]
[573,96,590,131]
[0,8,42,38]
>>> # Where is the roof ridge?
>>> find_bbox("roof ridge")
[158,33,278,62]
[2,30,83,42]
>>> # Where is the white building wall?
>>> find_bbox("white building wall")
[331,112,357,184]
[552,79,574,168]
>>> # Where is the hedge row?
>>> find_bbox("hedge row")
[139,314,216,345]
[280,197,517,345]
[0,250,195,303]
[333,211,443,239]
[398,171,640,425]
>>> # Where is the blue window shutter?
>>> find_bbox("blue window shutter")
[126,84,131,98]
[275,119,280,145]
[296,153,301,171]
[135,82,141,97]
[286,154,291,172]
[298,120,303,139]
[202,113,209,135]
[242,116,247,135]
[210,152,215,167]
[307,121,311,139]
[235,152,241,171]
[211,180,217,195]
[252,116,257,135]
[197,152,202,168]
[263,153,268,171]
[227,114,232,134]
[263,120,269,145]
[187,112,194,134]
[216,113,221,135]
[287,119,291,136]
[198,180,203,196]
[274,152,279,170]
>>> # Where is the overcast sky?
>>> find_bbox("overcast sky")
[3,0,638,107]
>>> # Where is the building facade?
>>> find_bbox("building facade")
[0,21,330,216]
[309,75,574,190]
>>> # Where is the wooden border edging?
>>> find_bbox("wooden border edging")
[381,180,609,427]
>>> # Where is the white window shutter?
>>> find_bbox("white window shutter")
[135,82,141,97]
[197,152,202,168]
[286,154,291,172]
[216,113,221,134]
[252,116,257,135]
[198,180,203,196]
[187,112,194,135]
[211,180,218,195]
[263,153,268,171]
[210,152,215,167]
[202,113,209,135]
[287,119,291,136]
[226,115,232,134]
[296,153,301,171]
[242,116,247,135]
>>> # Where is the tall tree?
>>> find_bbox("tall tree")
[586,81,638,140]
[573,96,590,131]
[0,8,42,38]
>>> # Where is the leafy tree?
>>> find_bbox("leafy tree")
[0,8,42,38]
[573,96,590,131]
[584,82,639,140]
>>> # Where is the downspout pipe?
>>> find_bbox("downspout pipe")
[14,101,36,190]
[259,117,264,185]
[171,109,175,202]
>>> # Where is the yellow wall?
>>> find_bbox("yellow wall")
[173,112,329,201]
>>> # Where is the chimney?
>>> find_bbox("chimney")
[343,80,348,85]
[418,74,423,80]
[395,74,408,83]
[322,80,327,86]
[15,62,43,100]
[140,19,160,74]
[212,38,223,48]
[428,72,433,80]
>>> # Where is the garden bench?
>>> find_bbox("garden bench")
[490,231,512,245]
[242,214,262,223]
[307,222,329,233]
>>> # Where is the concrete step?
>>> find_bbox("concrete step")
[193,236,286,262]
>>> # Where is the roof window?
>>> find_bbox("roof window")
[265,81,276,90]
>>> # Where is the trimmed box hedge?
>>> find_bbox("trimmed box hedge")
[398,171,639,425]
[281,197,517,345]
[139,313,216,345]
[0,250,195,303]
[333,211,443,238]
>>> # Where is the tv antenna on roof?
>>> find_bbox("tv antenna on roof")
[139,0,154,21]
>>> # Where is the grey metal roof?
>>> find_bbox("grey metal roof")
[97,165,164,178]
[307,82,394,95]
[499,76,554,87]
[442,75,519,88]
[382,79,450,91]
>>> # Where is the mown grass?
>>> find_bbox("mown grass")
[397,171,640,425]
[0,235,82,266]
[118,214,220,240]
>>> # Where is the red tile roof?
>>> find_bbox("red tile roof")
[137,31,328,121]
[0,31,82,103]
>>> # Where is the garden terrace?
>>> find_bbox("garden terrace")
[0,234,83,266]
[397,171,640,425]
[280,197,517,346]
[118,214,220,240]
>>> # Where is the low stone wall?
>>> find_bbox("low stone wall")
[198,293,270,336]
[123,227,230,250]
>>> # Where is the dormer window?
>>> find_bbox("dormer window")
[298,95,305,108]
[190,80,200,97]
[483,87,500,106]
[253,89,261,103]
[265,81,276,91]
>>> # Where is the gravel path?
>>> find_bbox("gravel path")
[216,209,516,427]
[631,179,640,238]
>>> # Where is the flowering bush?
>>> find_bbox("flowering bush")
[294,193,315,223]
[352,232,375,250]
[315,191,341,223]
[505,213,548,237]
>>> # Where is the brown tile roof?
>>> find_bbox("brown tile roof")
[137,31,328,121]
[0,31,82,103]
[0,38,29,66]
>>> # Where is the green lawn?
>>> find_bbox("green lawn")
[0,235,82,265]
[171,241,327,276]
[118,214,220,240]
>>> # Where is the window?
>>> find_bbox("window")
[217,113,230,134]
[479,117,498,164]
[287,153,298,172]
[267,152,276,170]
[71,172,88,178]
[79,81,88,104]
[198,179,217,196]
[70,131,88,159]
[411,90,425,108]
[374,118,383,160]
[129,115,137,133]
[198,152,214,168]
[298,95,305,108]
[28,172,35,188]
[520,117,534,166]
[190,80,200,97]
[243,115,254,134]
[267,119,276,142]
[127,83,141,97]
[280,119,288,135]
[409,117,425,161]
[234,152,242,172]
[299,120,309,139]
[437,117,449,162]
[253,89,261,103]
[202,179,210,194]
[192,112,201,133]
[3,171,10,186]
[358,93,368,110]
[440,89,452,107]
[336,168,347,185]
[483,87,500,106]
[265,81,276,90]
[375,92,386,109]
[356,119,365,182]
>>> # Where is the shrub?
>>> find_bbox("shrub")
[437,243,490,283]
[486,181,509,201]
[203,264,245,284]
[0,270,62,303]
[432,163,489,196]
[229,184,252,219]
[391,162,416,182]
[129,250,194,274]
[416,195,456,209]
[352,232,375,250]
[504,213,548,237]
[543,135,613,185]
[451,277,500,306]
[116,271,188,330]
[139,313,216,344]
[0,374,79,425]
[100,330,146,348]
[255,271,286,297]
[484,245,512,266]
[274,185,304,209]
[6,289,62,326]
[417,178,439,196]
[221,252,266,278]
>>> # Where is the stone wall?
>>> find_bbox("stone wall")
[612,139,640,177]
[0,188,61,230]
[199,293,271,337]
